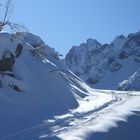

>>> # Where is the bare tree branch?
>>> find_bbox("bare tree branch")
[8,22,29,33]
[0,0,13,31]
[0,0,28,33]
[3,0,13,24]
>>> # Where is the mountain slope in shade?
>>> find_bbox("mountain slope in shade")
[65,31,140,90]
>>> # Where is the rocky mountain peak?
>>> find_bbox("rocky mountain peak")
[65,30,140,90]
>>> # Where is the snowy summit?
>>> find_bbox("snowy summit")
[65,31,140,90]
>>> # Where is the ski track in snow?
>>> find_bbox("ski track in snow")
[1,90,140,140]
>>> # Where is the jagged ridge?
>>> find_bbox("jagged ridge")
[65,31,140,90]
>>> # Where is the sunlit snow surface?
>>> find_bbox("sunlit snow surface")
[2,86,140,140]
[51,89,140,140]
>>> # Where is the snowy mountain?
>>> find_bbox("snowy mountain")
[0,32,83,139]
[118,68,140,91]
[0,31,140,140]
[65,31,140,90]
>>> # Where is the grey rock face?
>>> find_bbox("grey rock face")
[65,39,102,77]
[108,57,122,72]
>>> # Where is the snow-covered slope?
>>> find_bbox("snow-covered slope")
[65,31,140,90]
[0,32,87,138]
[2,87,140,140]
[0,32,140,140]
[118,68,140,91]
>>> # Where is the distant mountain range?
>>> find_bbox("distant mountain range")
[65,31,140,90]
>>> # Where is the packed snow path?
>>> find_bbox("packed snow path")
[1,90,140,140]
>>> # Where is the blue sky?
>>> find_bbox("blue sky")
[4,0,140,56]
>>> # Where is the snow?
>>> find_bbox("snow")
[0,32,140,140]
[94,56,140,89]
[0,32,79,137]
[5,89,140,140]
[47,91,140,140]
[118,68,140,90]
[111,35,126,52]
[65,31,140,90]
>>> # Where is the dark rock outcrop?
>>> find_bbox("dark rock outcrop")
[0,53,15,72]
[15,44,23,58]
